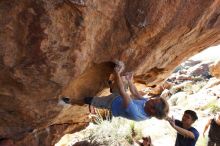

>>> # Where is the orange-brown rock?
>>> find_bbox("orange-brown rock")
[0,139,15,146]
[1,0,220,145]
[147,81,173,96]
[210,59,220,78]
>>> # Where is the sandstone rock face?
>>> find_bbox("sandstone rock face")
[210,59,220,78]
[1,0,220,145]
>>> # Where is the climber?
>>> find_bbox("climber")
[84,61,169,121]
[87,72,129,115]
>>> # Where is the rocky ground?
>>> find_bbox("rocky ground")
[55,108,212,146]
[55,59,220,146]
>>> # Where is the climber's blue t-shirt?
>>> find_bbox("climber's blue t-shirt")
[175,120,199,146]
[111,96,150,121]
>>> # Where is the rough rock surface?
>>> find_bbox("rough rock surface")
[210,59,220,78]
[1,0,220,145]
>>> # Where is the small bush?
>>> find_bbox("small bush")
[183,81,207,94]
[200,102,220,114]
[85,112,143,146]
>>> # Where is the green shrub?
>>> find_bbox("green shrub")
[183,81,207,94]
[86,114,143,146]
[200,102,220,114]
[196,136,208,146]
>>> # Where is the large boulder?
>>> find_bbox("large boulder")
[168,92,188,106]
[188,61,212,77]
[210,59,220,79]
[1,0,220,145]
